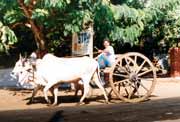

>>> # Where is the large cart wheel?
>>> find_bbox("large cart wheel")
[109,52,157,102]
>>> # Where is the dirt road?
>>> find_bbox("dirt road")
[1,78,180,122]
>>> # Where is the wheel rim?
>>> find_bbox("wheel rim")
[109,52,157,102]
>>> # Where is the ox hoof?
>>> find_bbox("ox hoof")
[46,100,52,104]
[47,103,58,107]
[52,103,58,107]
[76,102,84,106]
[26,101,33,105]
[105,100,109,104]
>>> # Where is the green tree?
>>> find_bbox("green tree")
[0,21,18,53]
[1,0,96,53]
[1,0,180,55]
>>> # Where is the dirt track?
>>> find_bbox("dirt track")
[1,78,180,111]
[1,78,180,122]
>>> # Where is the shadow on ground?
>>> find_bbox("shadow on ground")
[1,97,180,122]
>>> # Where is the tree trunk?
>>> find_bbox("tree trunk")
[17,0,46,51]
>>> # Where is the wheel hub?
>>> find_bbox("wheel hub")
[129,73,138,82]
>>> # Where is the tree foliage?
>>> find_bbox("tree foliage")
[0,0,180,55]
[0,21,18,53]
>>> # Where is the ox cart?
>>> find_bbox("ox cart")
[72,25,156,103]
[99,52,156,103]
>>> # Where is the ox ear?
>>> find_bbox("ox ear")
[19,53,22,60]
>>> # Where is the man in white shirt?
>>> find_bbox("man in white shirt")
[97,39,115,69]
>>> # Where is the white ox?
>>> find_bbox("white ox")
[12,53,108,105]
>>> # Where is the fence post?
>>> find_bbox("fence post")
[170,47,180,77]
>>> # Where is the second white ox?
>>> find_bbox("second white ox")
[13,53,108,105]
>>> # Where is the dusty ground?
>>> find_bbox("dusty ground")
[1,78,180,122]
[1,78,180,111]
[0,86,119,111]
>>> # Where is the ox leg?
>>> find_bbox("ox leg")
[27,85,41,105]
[73,83,78,97]
[49,87,55,98]
[93,72,109,103]
[52,87,59,106]
[74,87,78,97]
[78,79,90,105]
[74,82,84,97]
[43,84,53,104]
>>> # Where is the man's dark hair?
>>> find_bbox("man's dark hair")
[103,38,110,43]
